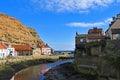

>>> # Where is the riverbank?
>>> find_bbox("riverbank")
[44,63,98,80]
[0,54,72,65]
[0,58,55,80]
[0,54,73,80]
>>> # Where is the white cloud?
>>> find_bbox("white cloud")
[67,22,104,27]
[30,0,114,13]
[104,18,113,23]
[66,18,113,27]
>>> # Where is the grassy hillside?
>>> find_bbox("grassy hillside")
[0,13,43,45]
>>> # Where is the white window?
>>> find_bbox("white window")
[116,34,120,39]
[80,38,84,42]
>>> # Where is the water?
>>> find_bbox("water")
[54,50,75,58]
[11,60,73,80]
[54,50,74,53]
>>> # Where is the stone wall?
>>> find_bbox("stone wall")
[75,56,117,78]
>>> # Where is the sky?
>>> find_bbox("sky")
[0,0,120,50]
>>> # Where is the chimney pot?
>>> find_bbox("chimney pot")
[112,17,115,20]
[117,14,120,18]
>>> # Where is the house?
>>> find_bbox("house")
[76,27,105,44]
[37,44,46,55]
[88,27,104,36]
[75,27,105,54]
[32,47,42,56]
[0,44,7,58]
[87,27,105,42]
[37,43,53,55]
[0,44,16,58]
[12,44,33,56]
[45,44,54,55]
[5,44,17,57]
[105,13,120,40]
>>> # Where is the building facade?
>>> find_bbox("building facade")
[105,14,120,40]
[0,44,16,58]
[32,48,42,56]
[75,27,105,54]
[76,27,105,44]
[12,44,33,56]
[37,43,53,55]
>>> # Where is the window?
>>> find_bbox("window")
[80,38,84,42]
[116,34,120,39]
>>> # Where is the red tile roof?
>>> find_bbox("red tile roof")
[88,28,103,35]
[38,44,52,48]
[0,44,6,49]
[37,44,46,48]
[12,44,32,51]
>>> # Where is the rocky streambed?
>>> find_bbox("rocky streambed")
[44,63,98,80]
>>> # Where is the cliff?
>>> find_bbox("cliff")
[0,13,43,45]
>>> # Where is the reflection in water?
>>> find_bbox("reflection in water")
[11,60,73,80]
[13,64,48,80]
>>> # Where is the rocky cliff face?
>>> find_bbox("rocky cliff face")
[0,13,43,45]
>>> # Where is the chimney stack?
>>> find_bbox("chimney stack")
[112,17,115,21]
[117,13,120,19]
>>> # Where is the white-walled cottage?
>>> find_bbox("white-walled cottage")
[0,44,17,58]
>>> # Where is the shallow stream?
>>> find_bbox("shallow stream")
[11,60,73,80]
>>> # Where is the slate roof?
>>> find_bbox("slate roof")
[110,14,120,29]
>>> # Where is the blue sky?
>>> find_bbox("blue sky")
[0,0,120,50]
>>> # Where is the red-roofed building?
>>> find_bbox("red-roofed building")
[76,27,105,45]
[75,27,106,56]
[88,27,104,36]
[37,43,53,55]
[75,27,105,53]
[87,27,105,42]
[37,44,46,55]
[0,44,17,58]
[0,44,6,58]
[12,44,33,56]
